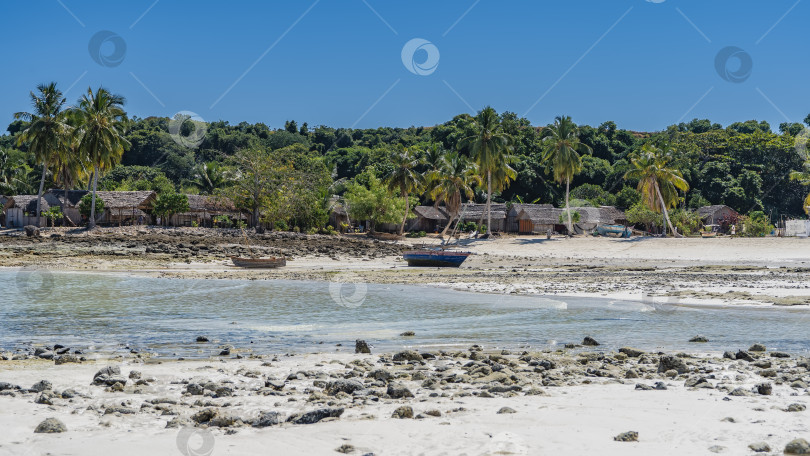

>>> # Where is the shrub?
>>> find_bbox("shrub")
[740,211,773,237]
[79,194,105,219]
[274,220,289,231]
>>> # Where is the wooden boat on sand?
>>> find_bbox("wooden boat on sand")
[403,250,472,267]
[229,256,286,268]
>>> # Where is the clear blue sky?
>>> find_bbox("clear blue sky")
[1,0,806,132]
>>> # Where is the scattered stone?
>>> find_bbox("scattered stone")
[749,343,766,352]
[625,369,639,379]
[355,340,371,354]
[497,407,516,414]
[689,336,709,343]
[34,418,66,433]
[31,380,52,392]
[770,351,791,358]
[755,382,772,396]
[218,347,231,356]
[325,379,365,396]
[254,411,281,427]
[54,354,81,365]
[392,350,423,362]
[400,331,415,337]
[785,439,810,455]
[287,407,344,425]
[635,383,653,391]
[129,370,142,380]
[708,445,726,453]
[654,382,668,390]
[747,442,770,453]
[424,410,441,417]
[93,366,126,386]
[265,379,285,391]
[736,350,755,362]
[618,347,644,358]
[335,444,355,454]
[386,382,414,399]
[391,406,414,419]
[657,355,688,374]
[24,225,40,237]
[196,336,209,342]
[582,336,600,346]
[786,403,807,412]
[613,431,638,442]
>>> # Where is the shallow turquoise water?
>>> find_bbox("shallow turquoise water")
[1,269,808,358]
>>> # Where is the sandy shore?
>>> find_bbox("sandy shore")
[2,346,809,456]
[3,227,808,307]
[3,228,810,455]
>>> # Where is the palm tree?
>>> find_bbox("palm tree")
[72,87,130,229]
[428,151,481,237]
[790,159,810,215]
[541,115,591,236]
[460,107,514,236]
[14,83,71,227]
[0,149,26,195]
[624,143,689,236]
[50,131,87,226]
[385,146,423,235]
[193,161,229,194]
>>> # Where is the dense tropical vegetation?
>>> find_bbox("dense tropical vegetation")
[3,81,810,234]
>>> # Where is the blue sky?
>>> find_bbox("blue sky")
[0,0,806,132]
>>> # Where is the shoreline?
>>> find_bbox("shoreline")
[2,345,808,456]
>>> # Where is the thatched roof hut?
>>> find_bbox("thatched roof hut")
[698,205,739,223]
[93,191,156,210]
[5,195,50,214]
[186,194,237,212]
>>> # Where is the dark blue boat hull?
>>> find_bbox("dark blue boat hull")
[403,251,471,267]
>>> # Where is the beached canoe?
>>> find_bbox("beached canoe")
[403,250,472,267]
[700,231,718,238]
[596,224,632,238]
[229,256,286,268]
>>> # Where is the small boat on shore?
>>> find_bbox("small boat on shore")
[229,256,286,268]
[403,249,472,267]
[700,231,718,238]
[596,224,632,238]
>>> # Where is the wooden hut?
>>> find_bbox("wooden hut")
[44,189,89,226]
[455,203,508,232]
[170,194,242,227]
[92,191,157,226]
[698,205,740,233]
[406,206,450,233]
[514,205,626,235]
[507,204,553,233]
[3,195,49,227]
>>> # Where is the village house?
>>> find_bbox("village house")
[698,205,740,233]
[406,206,449,233]
[92,191,157,226]
[3,195,48,227]
[169,194,243,227]
[513,205,627,235]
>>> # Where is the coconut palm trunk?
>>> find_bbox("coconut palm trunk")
[440,212,456,237]
[485,170,492,236]
[398,191,408,235]
[89,164,99,229]
[565,177,573,236]
[654,181,679,237]
[35,165,47,227]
